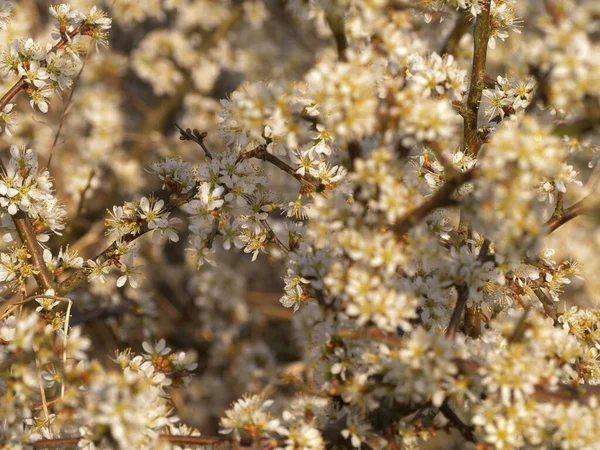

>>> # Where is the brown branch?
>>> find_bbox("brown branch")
[13,210,58,291]
[238,145,322,194]
[261,219,290,255]
[324,10,348,62]
[384,424,399,450]
[446,284,469,340]
[392,168,475,236]
[158,435,224,446]
[439,400,476,443]
[336,327,404,347]
[47,42,93,169]
[175,124,213,160]
[0,79,26,112]
[463,1,492,156]
[31,437,80,448]
[31,435,224,448]
[544,194,597,234]
[533,287,559,322]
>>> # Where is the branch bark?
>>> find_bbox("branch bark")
[463,2,492,156]
[31,435,224,448]
[13,211,57,291]
[445,284,469,340]
[392,168,475,236]
[544,194,597,234]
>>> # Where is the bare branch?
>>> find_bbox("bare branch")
[238,145,323,194]
[392,168,475,236]
[175,124,213,160]
[324,10,348,62]
[439,400,476,443]
[47,42,93,169]
[463,1,492,156]
[446,284,469,340]
[545,194,597,234]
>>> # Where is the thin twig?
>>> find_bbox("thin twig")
[261,219,290,255]
[47,42,93,169]
[73,168,97,222]
[533,287,559,322]
[238,145,323,194]
[0,294,73,322]
[61,298,73,399]
[35,357,53,438]
[175,124,213,160]
[392,168,475,236]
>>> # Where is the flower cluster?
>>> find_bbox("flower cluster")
[471,116,568,254]
[482,76,535,122]
[0,145,65,237]
[423,0,521,49]
[407,52,468,101]
[0,4,111,115]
